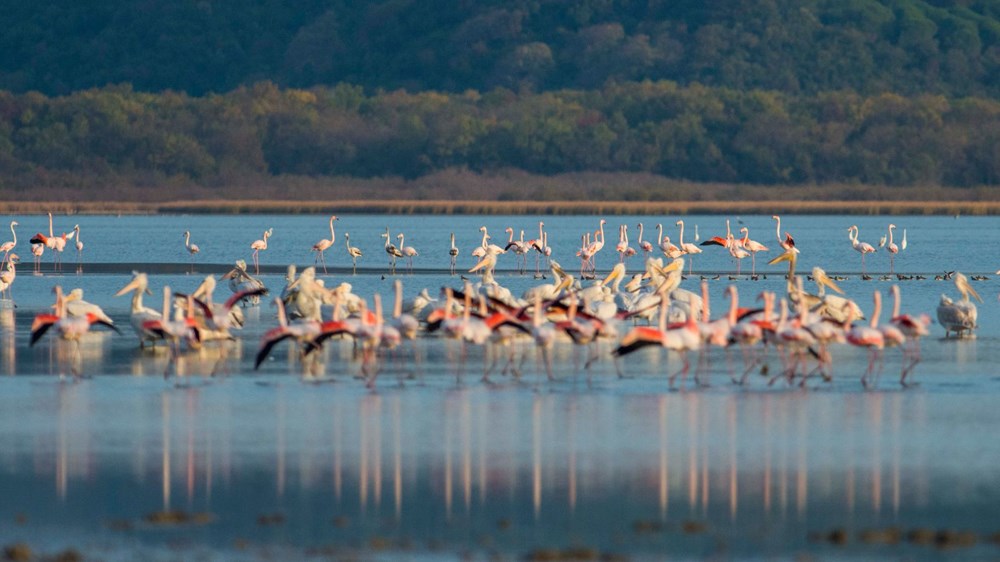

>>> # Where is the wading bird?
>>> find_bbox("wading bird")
[0,221,17,265]
[250,228,273,274]
[311,215,337,273]
[345,233,363,274]
[937,272,981,338]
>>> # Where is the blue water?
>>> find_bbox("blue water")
[1,213,1000,560]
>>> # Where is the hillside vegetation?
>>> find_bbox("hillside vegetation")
[0,1,998,196]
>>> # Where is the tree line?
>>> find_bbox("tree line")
[0,81,997,193]
[0,0,997,99]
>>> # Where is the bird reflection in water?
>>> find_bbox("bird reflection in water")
[16,389,958,556]
[1,307,14,375]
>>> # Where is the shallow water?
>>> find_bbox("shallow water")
[1,213,1000,560]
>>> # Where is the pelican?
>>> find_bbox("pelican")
[311,215,338,273]
[222,260,267,307]
[937,272,981,338]
[63,288,114,326]
[345,233,363,274]
[115,272,163,348]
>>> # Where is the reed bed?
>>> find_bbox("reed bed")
[3,199,1000,215]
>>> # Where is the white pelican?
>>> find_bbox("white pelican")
[64,288,114,326]
[311,215,338,273]
[222,260,267,307]
[250,228,273,274]
[115,272,163,348]
[937,272,981,338]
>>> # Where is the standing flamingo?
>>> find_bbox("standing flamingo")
[846,290,886,388]
[448,233,459,275]
[771,215,797,253]
[585,219,607,274]
[397,233,418,273]
[250,228,273,274]
[636,223,654,258]
[30,285,120,377]
[675,220,701,274]
[382,227,404,274]
[311,215,338,273]
[0,221,17,265]
[31,243,44,274]
[72,225,83,266]
[184,230,200,272]
[889,284,929,386]
[343,233,362,274]
[0,254,17,300]
[885,223,899,274]
[848,225,876,276]
[738,227,768,277]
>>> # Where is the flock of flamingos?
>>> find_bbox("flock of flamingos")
[0,213,983,390]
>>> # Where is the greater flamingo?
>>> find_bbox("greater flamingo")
[345,233,363,274]
[675,220,701,274]
[738,227,768,277]
[448,233,459,275]
[846,291,886,388]
[848,225,876,276]
[184,230,200,272]
[397,233,418,273]
[311,215,338,273]
[0,221,16,265]
[885,223,899,273]
[250,228,273,274]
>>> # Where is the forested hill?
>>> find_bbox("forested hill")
[1,0,999,98]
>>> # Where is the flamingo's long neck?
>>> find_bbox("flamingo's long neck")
[9,222,15,245]
[386,229,393,249]
[677,222,685,246]
[700,280,710,322]
[394,282,403,319]
[774,217,781,243]
[891,287,901,319]
[450,233,456,250]
[598,221,605,244]
[399,233,405,247]
[538,222,544,242]
[727,286,738,325]
[75,227,81,244]
[656,224,663,245]
[480,230,488,249]
[637,223,644,245]
[725,219,731,238]
[185,232,190,247]
[870,291,882,329]
[888,225,894,246]
[329,218,335,243]
[48,213,54,237]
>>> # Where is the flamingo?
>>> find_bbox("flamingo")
[528,222,547,275]
[656,224,684,259]
[700,219,734,250]
[0,254,17,300]
[885,224,899,274]
[889,285,929,386]
[503,228,528,273]
[250,228,273,275]
[730,290,775,384]
[771,215,798,254]
[30,213,69,271]
[382,227,404,274]
[901,229,908,250]
[183,230,200,271]
[615,224,629,263]
[937,272,981,338]
[848,225,876,276]
[448,233,459,275]
[585,219,607,273]
[344,233,363,274]
[530,292,557,382]
[254,297,323,370]
[143,287,203,376]
[636,223,654,258]
[675,220,701,274]
[846,291,886,388]
[0,220,17,265]
[30,243,44,274]
[738,227,768,277]
[612,288,701,388]
[72,225,83,266]
[397,233,418,273]
[30,285,120,377]
[311,215,338,273]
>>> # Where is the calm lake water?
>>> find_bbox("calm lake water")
[1,213,1000,560]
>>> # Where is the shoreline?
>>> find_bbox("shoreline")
[0,199,996,215]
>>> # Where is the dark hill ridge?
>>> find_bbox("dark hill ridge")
[0,0,998,97]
